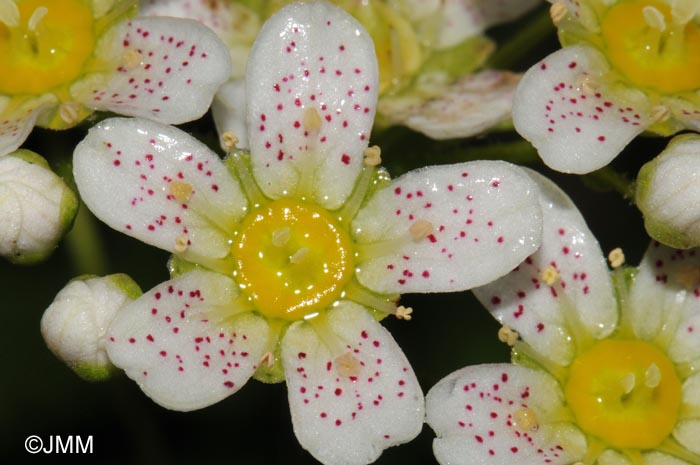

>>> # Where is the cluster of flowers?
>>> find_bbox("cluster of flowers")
[5,0,697,464]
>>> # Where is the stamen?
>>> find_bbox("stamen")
[336,166,377,224]
[226,150,266,207]
[343,280,399,315]
[608,247,625,268]
[335,352,362,378]
[259,351,275,368]
[271,227,291,247]
[395,305,413,320]
[643,6,667,31]
[174,235,189,253]
[363,145,381,166]
[409,219,434,240]
[540,265,560,286]
[549,1,568,25]
[513,407,539,431]
[170,181,194,202]
[290,247,309,265]
[59,102,81,125]
[672,0,700,25]
[645,363,661,388]
[122,48,143,69]
[651,105,671,124]
[0,0,19,28]
[302,107,322,132]
[576,74,600,95]
[498,325,519,346]
[221,130,239,151]
[620,372,636,395]
[27,6,48,32]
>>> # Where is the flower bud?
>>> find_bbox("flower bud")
[637,134,700,248]
[0,150,78,263]
[41,274,142,381]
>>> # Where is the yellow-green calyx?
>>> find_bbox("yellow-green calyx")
[565,339,681,449]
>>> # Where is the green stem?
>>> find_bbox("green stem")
[64,202,110,276]
[583,166,636,201]
[487,6,557,70]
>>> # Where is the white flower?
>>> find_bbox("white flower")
[0,149,77,263]
[426,171,700,465]
[0,0,231,156]
[513,0,700,174]
[139,0,541,144]
[66,3,545,464]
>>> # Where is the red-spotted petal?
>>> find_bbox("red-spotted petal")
[352,161,542,294]
[473,170,616,366]
[72,17,231,124]
[73,117,247,270]
[246,2,379,210]
[106,270,268,411]
[381,71,521,139]
[513,45,651,174]
[675,373,700,455]
[426,364,586,465]
[0,95,56,157]
[281,302,423,465]
[629,242,700,364]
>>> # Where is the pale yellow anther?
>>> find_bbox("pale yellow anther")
[0,0,19,28]
[540,266,560,286]
[550,1,568,25]
[513,408,539,432]
[645,363,661,388]
[221,130,239,150]
[174,235,189,253]
[303,107,323,132]
[170,181,194,202]
[651,105,671,124]
[335,352,362,378]
[363,145,382,166]
[28,6,48,32]
[643,5,667,31]
[259,351,275,368]
[498,325,519,346]
[59,101,81,124]
[608,247,625,268]
[395,305,413,321]
[122,48,143,69]
[290,247,309,265]
[674,264,700,290]
[409,219,434,240]
[271,227,291,247]
[620,372,636,395]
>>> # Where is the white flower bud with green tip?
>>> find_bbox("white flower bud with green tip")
[0,149,78,264]
[637,134,700,249]
[41,274,142,381]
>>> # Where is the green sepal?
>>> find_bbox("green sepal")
[106,273,143,300]
[167,254,204,278]
[72,361,120,382]
[252,318,287,384]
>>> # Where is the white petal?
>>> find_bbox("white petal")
[41,274,140,380]
[353,160,542,294]
[73,117,247,268]
[644,451,697,465]
[0,150,78,263]
[629,242,700,364]
[473,170,617,366]
[436,0,542,48]
[636,134,700,248]
[72,17,231,124]
[106,270,269,411]
[212,79,249,149]
[0,95,56,157]
[513,45,651,174]
[282,302,423,465]
[380,71,521,139]
[246,2,379,210]
[675,373,700,455]
[426,364,587,465]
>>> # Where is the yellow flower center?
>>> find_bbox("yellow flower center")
[564,339,681,449]
[232,199,354,321]
[601,0,700,94]
[0,0,95,95]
